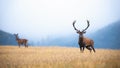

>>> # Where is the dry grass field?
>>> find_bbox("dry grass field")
[0,45,120,68]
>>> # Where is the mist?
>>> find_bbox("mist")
[0,0,120,40]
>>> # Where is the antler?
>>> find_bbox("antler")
[73,20,79,31]
[82,20,90,32]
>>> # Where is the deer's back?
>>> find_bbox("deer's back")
[17,39,28,43]
[83,37,94,45]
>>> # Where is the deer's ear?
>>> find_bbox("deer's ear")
[13,33,16,35]
[76,31,79,33]
[83,31,86,34]
[76,30,80,33]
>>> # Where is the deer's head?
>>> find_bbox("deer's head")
[73,20,90,37]
[14,33,18,37]
[14,33,19,40]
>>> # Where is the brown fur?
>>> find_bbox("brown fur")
[80,36,95,52]
[73,20,95,53]
[83,37,94,46]
[14,34,28,48]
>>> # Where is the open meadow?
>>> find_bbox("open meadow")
[0,45,120,68]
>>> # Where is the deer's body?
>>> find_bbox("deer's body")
[14,34,28,48]
[82,37,94,46]
[73,20,95,53]
[17,39,27,45]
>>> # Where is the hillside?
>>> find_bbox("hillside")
[42,20,120,49]
[39,21,120,49]
[0,21,120,49]
[91,21,120,49]
[0,30,17,45]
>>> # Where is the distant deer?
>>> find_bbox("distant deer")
[14,34,28,48]
[73,20,95,52]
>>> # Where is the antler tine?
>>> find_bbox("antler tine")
[73,20,79,31]
[82,20,90,32]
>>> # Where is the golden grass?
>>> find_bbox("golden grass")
[0,45,120,68]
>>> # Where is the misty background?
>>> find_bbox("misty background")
[0,0,120,48]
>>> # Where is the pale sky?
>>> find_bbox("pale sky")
[0,0,120,39]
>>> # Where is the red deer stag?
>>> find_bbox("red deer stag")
[14,34,28,48]
[73,20,95,53]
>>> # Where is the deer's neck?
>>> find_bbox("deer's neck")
[16,36,20,41]
[79,35,84,42]
[79,35,84,38]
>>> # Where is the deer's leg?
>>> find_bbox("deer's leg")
[82,43,86,52]
[83,47,85,52]
[24,43,27,48]
[26,43,28,48]
[25,45,26,48]
[26,42,28,48]
[24,42,28,48]
[80,46,83,52]
[18,43,20,48]
[26,44,28,48]
[86,45,92,52]
[78,43,83,52]
[91,45,95,52]
[24,41,28,48]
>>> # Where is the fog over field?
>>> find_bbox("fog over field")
[0,0,120,49]
[0,0,120,40]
